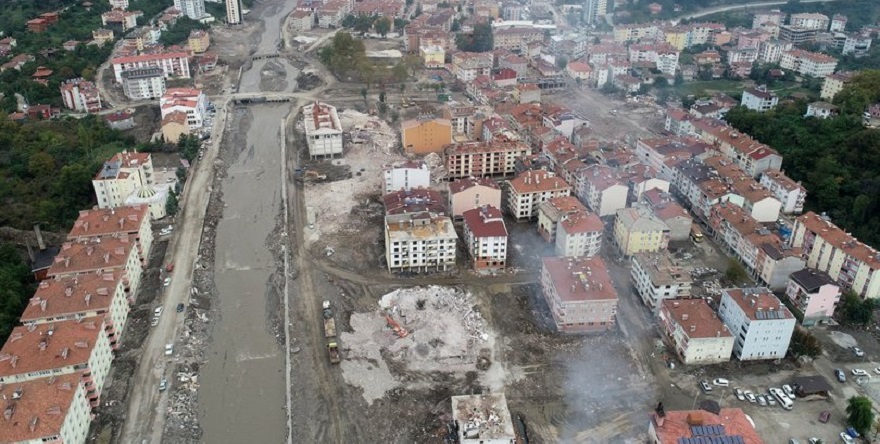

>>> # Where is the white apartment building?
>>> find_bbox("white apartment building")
[120,67,166,100]
[758,39,792,63]
[780,49,838,78]
[506,170,572,221]
[60,78,102,113]
[659,299,734,365]
[160,88,207,128]
[628,43,680,76]
[92,151,154,209]
[631,252,693,312]
[581,0,608,24]
[820,71,854,101]
[718,288,796,361]
[462,206,508,271]
[174,0,206,20]
[302,101,343,159]
[384,212,457,272]
[383,160,430,194]
[226,0,243,24]
[0,372,91,444]
[575,165,629,217]
[537,196,587,243]
[451,52,493,82]
[760,170,806,214]
[791,212,880,298]
[111,52,191,83]
[47,235,144,296]
[789,13,829,31]
[109,0,129,9]
[541,256,618,333]
[556,211,603,257]
[0,316,115,407]
[830,14,847,32]
[741,86,778,112]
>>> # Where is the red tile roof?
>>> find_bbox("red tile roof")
[661,299,730,339]
[449,177,499,194]
[0,372,85,443]
[796,211,880,267]
[651,408,763,443]
[509,170,571,194]
[542,256,617,302]
[0,316,107,378]
[559,211,603,234]
[22,272,124,323]
[47,235,136,277]
[463,205,508,238]
[67,205,149,239]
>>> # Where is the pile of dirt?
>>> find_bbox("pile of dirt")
[296,71,323,91]
[259,59,289,92]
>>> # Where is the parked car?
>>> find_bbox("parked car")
[846,427,860,438]
[734,387,745,401]
[766,394,777,406]
[809,438,820,444]
[789,440,800,444]
[150,317,159,327]
[158,378,167,391]
[713,378,729,387]
[852,369,869,377]
[835,369,847,382]
[819,411,831,423]
[745,391,756,403]
[176,303,185,313]
[700,380,712,393]
[840,432,855,444]
[756,394,767,406]
[851,346,865,357]
[874,367,880,375]
[154,306,163,316]
[782,384,795,398]
[164,343,174,356]
[163,277,171,287]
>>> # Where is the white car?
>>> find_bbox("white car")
[163,277,171,287]
[713,378,729,387]
[782,384,795,398]
[150,317,159,327]
[874,367,880,375]
[851,346,865,357]
[154,306,163,316]
[745,391,756,403]
[164,343,174,356]
[158,378,167,391]
[840,432,855,444]
[852,369,869,377]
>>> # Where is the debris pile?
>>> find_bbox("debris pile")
[423,152,447,183]
[338,109,396,155]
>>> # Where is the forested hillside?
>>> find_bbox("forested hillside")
[725,70,880,245]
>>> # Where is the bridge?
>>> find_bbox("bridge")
[229,92,300,104]
[251,53,282,61]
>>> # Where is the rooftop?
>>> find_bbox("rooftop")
[616,206,669,233]
[450,393,516,442]
[661,299,729,339]
[462,205,508,238]
[790,268,837,293]
[0,316,107,378]
[559,211,603,234]
[449,177,500,194]
[0,372,84,442]
[508,170,571,194]
[67,205,149,239]
[543,256,617,303]
[383,188,446,215]
[760,170,804,192]
[796,211,880,267]
[385,212,457,242]
[723,287,793,321]
[538,196,587,222]
[47,235,136,277]
[21,272,125,323]
[303,101,341,134]
[650,407,763,444]
[634,252,693,288]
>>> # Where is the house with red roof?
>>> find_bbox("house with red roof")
[462,205,508,271]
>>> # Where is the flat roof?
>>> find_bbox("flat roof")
[723,288,793,321]
[542,256,617,303]
[661,299,729,339]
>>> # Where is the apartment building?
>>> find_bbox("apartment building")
[68,205,153,260]
[760,170,806,214]
[628,43,680,76]
[226,0,243,24]
[120,66,166,100]
[493,27,543,53]
[451,52,492,82]
[779,25,818,44]
[718,287,796,360]
[780,49,838,78]
[613,23,660,43]
[556,211,603,257]
[401,118,453,154]
[420,45,444,68]
[787,268,841,325]
[691,118,783,177]
[753,10,786,28]
[820,71,854,101]
[641,189,692,241]
[635,136,711,178]
[448,177,501,220]
[789,12,829,30]
[462,206,508,271]
[632,252,693,312]
[174,0,206,20]
[506,170,572,221]
[444,140,530,179]
[160,88,207,128]
[0,372,91,444]
[47,235,143,295]
[92,151,154,208]
[658,299,733,364]
[384,212,457,272]
[60,78,102,113]
[22,270,131,347]
[574,165,629,217]
[791,212,880,298]
[188,29,210,53]
[383,188,446,215]
[830,14,847,32]
[101,10,141,32]
[383,160,430,194]
[0,316,114,407]
[303,101,343,159]
[541,256,618,333]
[111,51,191,83]
[741,86,778,112]
[536,196,587,242]
[757,39,792,63]
[703,156,782,223]
[613,206,670,257]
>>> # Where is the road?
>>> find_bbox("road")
[673,0,843,21]
[118,89,230,444]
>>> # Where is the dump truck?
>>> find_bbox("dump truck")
[323,301,340,364]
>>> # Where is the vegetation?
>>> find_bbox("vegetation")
[159,17,207,46]
[166,189,179,216]
[0,243,34,343]
[724,70,880,246]
[723,258,749,285]
[128,0,176,24]
[837,291,878,326]
[319,32,368,77]
[177,133,201,162]
[455,22,493,53]
[847,396,875,437]
[788,327,822,358]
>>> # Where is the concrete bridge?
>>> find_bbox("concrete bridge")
[251,53,282,61]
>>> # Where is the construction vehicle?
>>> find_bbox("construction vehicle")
[385,314,409,339]
[323,301,340,364]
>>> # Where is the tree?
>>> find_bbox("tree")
[556,56,568,70]
[166,189,179,217]
[839,291,877,325]
[455,22,493,52]
[451,18,461,32]
[392,62,409,83]
[724,259,748,285]
[654,76,669,88]
[788,327,822,358]
[847,396,874,437]
[360,87,368,106]
[378,91,386,103]
[374,16,391,37]
[176,166,188,183]
[393,18,408,30]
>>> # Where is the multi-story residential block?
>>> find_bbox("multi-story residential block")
[635,135,711,179]
[120,66,167,100]
[789,12,829,30]
[47,235,144,293]
[830,14,847,32]
[757,39,792,63]
[401,118,453,154]
[302,101,343,159]
[756,242,806,292]
[628,43,680,76]
[383,188,446,215]
[110,0,130,9]
[60,78,102,113]
[649,407,761,442]
[613,206,670,257]
[0,372,91,444]
[613,23,660,43]
[780,49,838,78]
[462,205,508,271]
[493,26,543,53]
[445,140,530,179]
[821,71,855,101]
[805,100,839,119]
[691,118,782,177]
[188,29,210,53]
[632,252,692,311]
[101,10,142,32]
[161,111,189,144]
[541,256,618,333]
[658,299,733,364]
[787,268,841,325]
[91,151,164,218]
[740,86,778,112]
[160,88,207,128]
[226,0,243,24]
[0,316,115,407]
[574,165,629,217]
[760,170,806,214]
[778,25,818,44]
[703,156,782,223]
[68,205,153,261]
[448,177,501,220]
[383,160,430,194]
[582,0,608,24]
[537,196,588,242]
[556,210,603,257]
[718,287,796,360]
[111,51,191,83]
[451,52,492,82]
[174,0,206,20]
[506,170,572,220]
[840,33,872,56]
[419,45,444,68]
[384,212,457,272]
[791,212,880,298]
[641,189,692,241]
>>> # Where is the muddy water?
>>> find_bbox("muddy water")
[238,0,300,94]
[199,105,291,443]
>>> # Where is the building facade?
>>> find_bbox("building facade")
[541,256,618,333]
[786,268,841,325]
[445,141,531,179]
[160,88,207,128]
[462,206,508,271]
[226,0,243,24]
[382,160,430,194]
[401,118,453,154]
[60,78,102,113]
[120,67,167,100]
[384,212,457,272]
[506,170,572,221]
[448,177,502,220]
[303,101,343,159]
[760,170,806,214]
[0,373,91,444]
[718,287,796,360]
[658,299,733,364]
[632,252,692,312]
[613,206,670,257]
[111,52,191,83]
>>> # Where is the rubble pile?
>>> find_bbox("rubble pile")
[338,109,396,155]
[423,152,447,183]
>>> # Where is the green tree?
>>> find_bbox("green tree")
[166,190,179,216]
[724,259,748,285]
[788,327,822,358]
[654,77,669,88]
[392,62,409,83]
[360,87,368,106]
[556,56,568,69]
[176,166,188,182]
[374,16,391,37]
[455,22,493,52]
[847,396,874,437]
[0,242,34,343]
[839,291,877,325]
